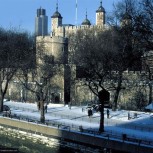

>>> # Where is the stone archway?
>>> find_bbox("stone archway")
[51,92,61,103]
[55,95,60,103]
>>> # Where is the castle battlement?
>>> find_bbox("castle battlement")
[63,24,105,31]
[52,24,107,37]
[49,1,106,37]
[36,35,68,44]
[111,70,148,76]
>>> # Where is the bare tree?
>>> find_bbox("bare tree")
[68,0,152,131]
[19,39,62,123]
[142,51,153,104]
[69,28,118,132]
[0,28,34,112]
[135,0,153,104]
[111,0,153,107]
[107,0,149,110]
[70,19,143,130]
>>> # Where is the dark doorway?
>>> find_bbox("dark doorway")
[55,96,60,103]
[64,65,71,104]
[51,93,60,103]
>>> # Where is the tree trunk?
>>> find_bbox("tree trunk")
[40,100,45,123]
[0,91,5,112]
[0,72,3,112]
[24,73,28,102]
[0,97,3,112]
[0,69,14,112]
[113,88,120,111]
[113,72,122,111]
[149,83,152,104]
[99,102,104,132]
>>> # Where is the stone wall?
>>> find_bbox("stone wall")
[73,71,150,109]
[0,117,152,153]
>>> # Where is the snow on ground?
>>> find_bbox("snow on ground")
[146,103,153,110]
[2,100,153,143]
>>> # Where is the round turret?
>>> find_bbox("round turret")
[52,11,62,18]
[96,1,105,13]
[82,11,91,26]
[121,12,132,27]
[52,12,62,18]
[96,0,105,26]
[51,1,63,35]
[51,2,62,19]
[82,18,91,26]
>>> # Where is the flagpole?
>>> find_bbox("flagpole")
[75,0,78,25]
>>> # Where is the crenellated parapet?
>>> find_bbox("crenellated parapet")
[50,1,106,37]
[36,35,68,46]
[52,24,106,37]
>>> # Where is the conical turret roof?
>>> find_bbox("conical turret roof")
[51,2,62,18]
[52,11,62,18]
[82,11,91,26]
[96,1,105,13]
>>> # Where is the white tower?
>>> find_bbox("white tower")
[51,1,63,36]
[96,0,105,26]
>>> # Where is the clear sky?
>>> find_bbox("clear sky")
[0,0,121,34]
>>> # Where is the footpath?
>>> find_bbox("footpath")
[1,101,153,153]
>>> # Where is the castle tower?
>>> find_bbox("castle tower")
[121,12,132,27]
[35,7,48,36]
[81,10,91,26]
[51,1,63,36]
[96,0,105,26]
[121,3,132,27]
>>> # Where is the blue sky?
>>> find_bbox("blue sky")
[0,0,121,34]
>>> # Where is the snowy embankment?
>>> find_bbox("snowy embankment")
[2,101,153,143]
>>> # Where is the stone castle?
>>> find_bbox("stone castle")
[35,1,106,104]
[35,0,153,108]
[50,1,105,37]
[6,1,152,109]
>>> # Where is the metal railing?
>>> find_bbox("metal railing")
[5,105,153,134]
[1,113,153,148]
